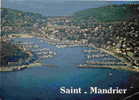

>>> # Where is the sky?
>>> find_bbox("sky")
[5,0,104,3]
[9,0,97,1]
[7,0,97,1]
[6,0,139,3]
[8,0,139,1]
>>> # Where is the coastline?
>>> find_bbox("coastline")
[78,64,139,72]
[3,33,139,73]
[0,62,42,72]
[0,34,55,72]
[1,34,139,100]
[79,46,139,72]
[28,34,139,72]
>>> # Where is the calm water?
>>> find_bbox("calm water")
[3,1,109,16]
[3,1,138,16]
[0,38,133,100]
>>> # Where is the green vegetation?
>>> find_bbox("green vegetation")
[74,4,138,23]
[1,4,139,68]
[0,8,44,67]
[72,4,139,66]
[0,41,29,67]
[1,8,47,36]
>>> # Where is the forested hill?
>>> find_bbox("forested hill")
[1,8,47,36]
[0,41,29,67]
[73,4,139,23]
[72,4,139,66]
[0,8,45,67]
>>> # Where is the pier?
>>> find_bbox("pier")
[80,48,139,72]
[86,61,124,65]
[78,64,139,72]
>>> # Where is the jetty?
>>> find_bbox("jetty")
[86,61,124,65]
[83,49,100,53]
[80,47,139,72]
[78,64,139,72]
[0,62,42,72]
[86,54,110,59]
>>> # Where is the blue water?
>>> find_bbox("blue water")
[3,1,109,16]
[0,38,133,100]
[3,1,138,16]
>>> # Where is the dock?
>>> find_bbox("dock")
[78,64,139,72]
[86,61,124,65]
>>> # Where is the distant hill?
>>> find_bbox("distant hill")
[72,4,139,66]
[1,8,42,67]
[1,8,47,36]
[1,8,45,25]
[73,4,139,23]
[4,0,109,16]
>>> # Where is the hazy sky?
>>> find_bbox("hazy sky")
[6,0,109,1]
[6,0,136,2]
[8,0,134,1]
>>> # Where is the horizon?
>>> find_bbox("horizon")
[3,0,139,16]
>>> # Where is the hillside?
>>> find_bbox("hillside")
[0,8,43,67]
[0,40,29,67]
[1,8,47,36]
[74,4,139,23]
[72,4,139,66]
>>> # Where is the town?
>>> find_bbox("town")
[1,4,139,71]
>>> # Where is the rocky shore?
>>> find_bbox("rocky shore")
[0,34,56,72]
[0,62,42,72]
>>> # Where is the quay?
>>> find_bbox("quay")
[86,54,110,59]
[83,49,100,53]
[78,64,139,72]
[86,61,124,65]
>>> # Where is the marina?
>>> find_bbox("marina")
[78,64,139,72]
[0,36,137,100]
[1,1,139,100]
